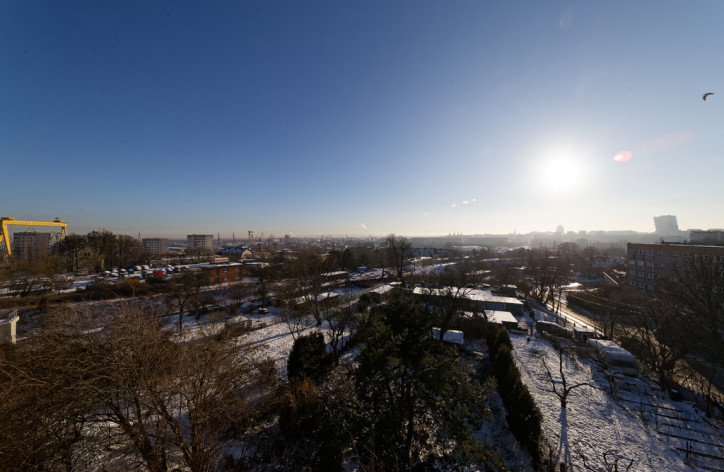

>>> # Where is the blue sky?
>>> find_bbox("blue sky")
[2,1,723,238]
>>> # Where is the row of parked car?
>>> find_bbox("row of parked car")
[99,264,191,279]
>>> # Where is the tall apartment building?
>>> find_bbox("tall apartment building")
[627,242,724,291]
[186,234,214,252]
[142,238,169,255]
[653,215,679,236]
[11,232,52,259]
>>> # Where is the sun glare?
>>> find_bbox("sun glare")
[536,154,585,195]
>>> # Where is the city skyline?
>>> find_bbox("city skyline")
[1,218,712,242]
[3,2,724,237]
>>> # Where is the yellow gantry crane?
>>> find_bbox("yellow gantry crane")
[0,217,68,256]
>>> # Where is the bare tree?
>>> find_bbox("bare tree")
[576,442,636,472]
[526,248,572,307]
[283,249,329,325]
[386,233,412,280]
[622,296,690,389]
[148,330,260,472]
[420,261,480,342]
[0,323,98,471]
[322,293,357,362]
[489,263,525,290]
[164,270,211,333]
[226,281,253,307]
[250,264,276,308]
[666,257,724,378]
[533,341,590,408]
[86,229,118,272]
[0,300,265,472]
[2,257,58,298]
[54,233,88,272]
[583,286,638,341]
[279,302,313,341]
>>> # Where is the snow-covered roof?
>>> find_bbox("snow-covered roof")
[413,286,523,306]
[485,310,518,324]
[587,339,636,361]
[431,328,464,345]
[317,291,339,301]
[370,284,394,295]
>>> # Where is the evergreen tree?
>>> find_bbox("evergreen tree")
[354,293,497,470]
[287,332,332,381]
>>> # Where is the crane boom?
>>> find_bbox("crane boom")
[0,217,68,256]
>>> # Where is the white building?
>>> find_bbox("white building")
[142,238,169,255]
[653,215,679,236]
[186,234,214,252]
[0,312,19,345]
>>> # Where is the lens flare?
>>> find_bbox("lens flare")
[613,150,632,163]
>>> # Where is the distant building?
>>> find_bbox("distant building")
[12,231,52,259]
[142,238,169,255]
[627,242,724,291]
[653,215,679,236]
[218,246,253,259]
[187,234,214,252]
[689,230,724,245]
[202,261,244,284]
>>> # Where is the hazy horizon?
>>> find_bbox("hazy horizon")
[4,2,723,237]
[7,223,706,242]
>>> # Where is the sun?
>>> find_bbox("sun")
[536,154,585,195]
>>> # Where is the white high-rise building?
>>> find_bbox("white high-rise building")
[653,215,679,236]
[186,234,214,252]
[142,238,169,255]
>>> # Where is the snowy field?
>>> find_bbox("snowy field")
[511,333,724,471]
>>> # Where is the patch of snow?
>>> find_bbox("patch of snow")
[510,334,724,471]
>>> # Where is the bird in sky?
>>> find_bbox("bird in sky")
[703,92,714,101]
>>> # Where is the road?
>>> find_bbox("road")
[545,294,599,334]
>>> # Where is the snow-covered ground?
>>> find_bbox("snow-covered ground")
[465,340,535,471]
[241,311,303,378]
[511,333,724,471]
[241,309,352,379]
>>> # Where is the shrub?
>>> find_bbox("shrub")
[357,293,373,312]
[277,378,320,435]
[486,324,543,468]
[459,316,489,340]
[287,332,333,381]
